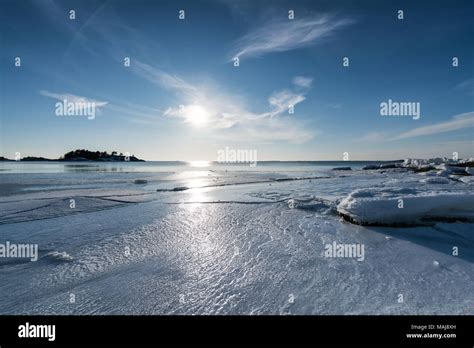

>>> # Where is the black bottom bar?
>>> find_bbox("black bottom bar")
[0,315,472,346]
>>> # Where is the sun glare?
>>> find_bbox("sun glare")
[186,105,210,127]
[189,160,210,168]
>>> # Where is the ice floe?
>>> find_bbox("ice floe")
[337,188,474,226]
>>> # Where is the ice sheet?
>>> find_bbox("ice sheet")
[0,163,473,314]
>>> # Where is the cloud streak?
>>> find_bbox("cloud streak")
[40,90,108,107]
[230,14,353,60]
[132,61,314,143]
[390,112,474,140]
[292,76,313,88]
[40,90,166,124]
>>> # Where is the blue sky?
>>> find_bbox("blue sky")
[1,0,473,160]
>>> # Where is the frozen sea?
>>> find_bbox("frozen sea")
[0,161,473,314]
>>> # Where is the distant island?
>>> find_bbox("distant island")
[0,149,145,162]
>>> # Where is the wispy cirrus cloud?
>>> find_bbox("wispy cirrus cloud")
[40,90,108,107]
[390,112,474,140]
[359,112,474,142]
[265,89,306,116]
[132,61,198,95]
[292,76,313,88]
[40,90,166,124]
[455,78,474,96]
[132,61,314,143]
[229,14,353,61]
[104,101,164,125]
[357,131,387,142]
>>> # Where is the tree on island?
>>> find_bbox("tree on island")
[60,149,144,161]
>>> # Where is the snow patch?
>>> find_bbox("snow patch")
[44,251,74,262]
[420,177,450,184]
[337,188,474,225]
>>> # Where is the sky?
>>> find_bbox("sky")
[0,0,473,161]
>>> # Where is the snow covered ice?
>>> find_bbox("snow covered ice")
[0,160,473,315]
[337,189,474,226]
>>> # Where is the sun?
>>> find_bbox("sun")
[186,105,210,127]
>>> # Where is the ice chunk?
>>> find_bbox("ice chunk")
[337,188,474,225]
[44,251,74,262]
[362,165,379,170]
[379,163,398,169]
[420,177,450,184]
[134,179,148,184]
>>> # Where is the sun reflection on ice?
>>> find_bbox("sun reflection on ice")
[188,160,210,168]
[181,177,213,210]
[187,187,209,204]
